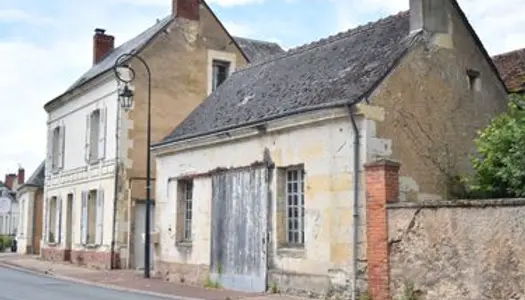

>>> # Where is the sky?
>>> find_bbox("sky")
[0,0,524,179]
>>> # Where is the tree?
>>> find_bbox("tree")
[469,93,525,198]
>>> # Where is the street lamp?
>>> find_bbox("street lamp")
[113,52,153,278]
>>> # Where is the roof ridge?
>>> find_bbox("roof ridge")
[234,36,280,46]
[232,10,409,74]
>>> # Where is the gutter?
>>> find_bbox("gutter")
[348,105,360,300]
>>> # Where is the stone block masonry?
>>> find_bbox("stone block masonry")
[364,158,525,300]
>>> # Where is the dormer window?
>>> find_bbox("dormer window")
[212,60,230,91]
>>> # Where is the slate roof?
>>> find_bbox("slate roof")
[158,11,421,145]
[24,161,45,188]
[233,37,285,64]
[44,15,283,111]
[492,47,525,93]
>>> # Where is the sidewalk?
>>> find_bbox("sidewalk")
[0,255,302,300]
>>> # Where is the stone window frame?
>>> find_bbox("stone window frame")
[275,164,307,258]
[176,178,194,247]
[206,49,236,96]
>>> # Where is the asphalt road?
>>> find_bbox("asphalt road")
[0,266,172,300]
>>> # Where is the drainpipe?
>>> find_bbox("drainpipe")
[110,104,121,269]
[348,105,360,300]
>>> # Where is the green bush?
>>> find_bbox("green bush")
[0,235,12,252]
[469,93,525,198]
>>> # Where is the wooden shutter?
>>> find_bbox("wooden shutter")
[98,107,107,160]
[43,198,48,243]
[85,114,91,163]
[81,191,88,245]
[58,125,65,169]
[95,189,104,246]
[56,197,62,244]
[47,127,53,172]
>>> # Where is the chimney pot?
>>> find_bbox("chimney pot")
[93,28,115,65]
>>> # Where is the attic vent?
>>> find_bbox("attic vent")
[467,69,481,92]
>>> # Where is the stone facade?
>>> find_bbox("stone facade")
[371,0,508,202]
[120,3,248,269]
[154,108,376,295]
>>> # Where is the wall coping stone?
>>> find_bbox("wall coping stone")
[387,198,525,209]
[363,158,401,169]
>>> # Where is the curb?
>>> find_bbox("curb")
[0,261,206,300]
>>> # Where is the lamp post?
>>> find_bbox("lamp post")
[113,52,152,278]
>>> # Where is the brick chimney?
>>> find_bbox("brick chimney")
[17,167,25,185]
[4,174,16,190]
[409,0,450,34]
[93,28,115,65]
[172,0,200,21]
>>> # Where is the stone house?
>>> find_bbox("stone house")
[40,0,283,269]
[493,47,525,94]
[16,161,45,255]
[151,0,508,296]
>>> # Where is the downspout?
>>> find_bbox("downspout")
[348,104,360,300]
[110,104,121,269]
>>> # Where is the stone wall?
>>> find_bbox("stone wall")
[388,199,525,300]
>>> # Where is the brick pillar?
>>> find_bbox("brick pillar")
[364,159,400,300]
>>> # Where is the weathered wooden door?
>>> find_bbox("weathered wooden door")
[210,167,269,293]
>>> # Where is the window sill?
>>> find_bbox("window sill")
[277,246,306,258]
[83,244,101,249]
[47,242,59,247]
[176,241,192,251]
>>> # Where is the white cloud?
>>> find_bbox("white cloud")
[0,9,55,24]
[332,0,525,55]
[222,20,255,36]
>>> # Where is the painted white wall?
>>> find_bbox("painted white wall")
[154,108,373,277]
[43,76,121,253]
[16,190,33,253]
[47,78,119,170]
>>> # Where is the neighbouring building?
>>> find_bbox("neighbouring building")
[0,167,25,236]
[492,46,525,94]
[16,161,45,255]
[41,0,283,269]
[151,0,507,297]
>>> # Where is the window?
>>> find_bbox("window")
[81,189,104,246]
[47,197,57,243]
[50,125,65,171]
[52,127,60,169]
[177,179,193,243]
[212,60,230,92]
[285,168,305,246]
[89,109,100,161]
[467,69,481,91]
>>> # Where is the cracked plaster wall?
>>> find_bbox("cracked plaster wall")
[388,199,525,300]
